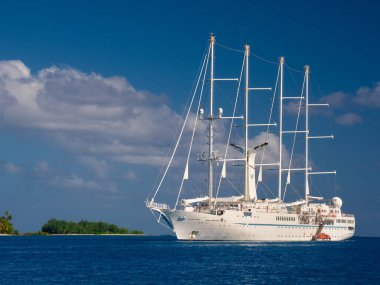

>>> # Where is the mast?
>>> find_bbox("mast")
[278,56,284,202]
[305,65,310,204]
[208,34,215,207]
[244,44,250,200]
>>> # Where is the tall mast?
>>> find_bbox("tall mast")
[278,57,284,202]
[305,65,310,204]
[244,44,250,200]
[208,34,215,207]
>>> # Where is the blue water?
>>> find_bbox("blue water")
[0,236,378,284]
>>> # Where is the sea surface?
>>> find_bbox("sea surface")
[0,235,378,284]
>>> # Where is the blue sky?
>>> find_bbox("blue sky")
[0,0,379,236]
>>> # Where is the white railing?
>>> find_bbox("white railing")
[146,201,170,210]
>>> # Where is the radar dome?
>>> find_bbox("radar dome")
[331,197,343,208]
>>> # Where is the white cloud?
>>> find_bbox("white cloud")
[316,82,380,112]
[283,101,301,115]
[29,161,119,194]
[34,161,49,173]
[3,161,21,174]
[284,82,380,126]
[320,91,348,108]
[125,170,138,181]
[251,132,290,167]
[0,60,183,169]
[0,60,31,79]
[284,91,347,117]
[78,156,108,178]
[353,81,380,108]
[47,174,117,193]
[335,113,362,125]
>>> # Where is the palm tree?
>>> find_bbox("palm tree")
[0,211,14,234]
[4,210,12,221]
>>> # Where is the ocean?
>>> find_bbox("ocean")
[0,236,378,284]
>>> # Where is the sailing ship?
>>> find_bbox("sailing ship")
[147,34,355,241]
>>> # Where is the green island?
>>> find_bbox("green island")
[39,218,143,235]
[0,211,143,235]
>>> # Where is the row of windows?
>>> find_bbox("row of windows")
[276,216,296,222]
[278,226,345,230]
[336,219,355,224]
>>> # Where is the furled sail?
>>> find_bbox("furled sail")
[183,162,189,180]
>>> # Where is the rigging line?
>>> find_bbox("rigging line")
[285,62,303,73]
[252,52,306,75]
[148,45,210,199]
[289,184,303,200]
[215,82,236,108]
[286,63,301,90]
[150,45,211,203]
[310,73,325,96]
[283,72,306,201]
[148,123,182,199]
[310,176,324,197]
[224,177,243,196]
[215,42,244,54]
[261,181,276,199]
[175,47,210,208]
[252,53,278,65]
[264,64,280,146]
[256,63,280,189]
[149,101,190,197]
[188,177,205,196]
[214,54,246,207]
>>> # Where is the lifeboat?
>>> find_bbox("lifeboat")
[314,232,331,241]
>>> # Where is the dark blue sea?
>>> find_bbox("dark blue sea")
[0,236,378,284]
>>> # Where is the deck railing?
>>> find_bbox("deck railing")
[146,201,170,210]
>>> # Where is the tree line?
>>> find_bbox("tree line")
[0,211,143,235]
[41,218,143,235]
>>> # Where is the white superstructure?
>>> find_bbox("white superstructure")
[147,35,355,241]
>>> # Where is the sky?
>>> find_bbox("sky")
[0,0,379,236]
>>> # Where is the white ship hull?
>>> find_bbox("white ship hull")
[159,209,354,241]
